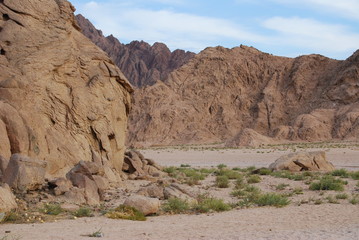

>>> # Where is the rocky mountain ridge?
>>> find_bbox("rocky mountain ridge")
[128,46,359,147]
[75,14,195,87]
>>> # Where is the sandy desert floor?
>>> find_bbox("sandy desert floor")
[1,145,358,240]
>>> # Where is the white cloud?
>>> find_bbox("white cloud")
[263,17,359,54]
[80,2,264,52]
[273,0,359,21]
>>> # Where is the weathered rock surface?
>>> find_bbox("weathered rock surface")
[3,154,47,192]
[123,195,160,215]
[0,0,132,178]
[0,183,17,213]
[269,151,335,172]
[123,151,166,179]
[128,46,359,147]
[75,14,195,87]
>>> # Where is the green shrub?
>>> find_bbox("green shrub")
[349,195,359,205]
[194,198,231,213]
[309,176,345,191]
[247,175,261,184]
[73,207,93,217]
[215,175,229,188]
[234,177,246,189]
[216,169,243,179]
[255,193,290,207]
[42,203,63,215]
[326,195,339,204]
[180,164,191,168]
[275,183,289,190]
[162,198,190,214]
[163,166,177,174]
[350,171,359,180]
[331,169,349,178]
[335,193,348,199]
[257,168,272,175]
[217,164,227,169]
[292,187,304,195]
[106,205,146,221]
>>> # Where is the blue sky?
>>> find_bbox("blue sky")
[71,0,359,60]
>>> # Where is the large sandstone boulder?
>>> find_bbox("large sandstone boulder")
[0,183,17,213]
[3,154,47,192]
[269,151,335,172]
[123,195,160,216]
[0,0,132,178]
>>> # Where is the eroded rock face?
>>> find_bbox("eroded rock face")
[123,195,160,215]
[75,14,195,87]
[0,183,17,213]
[0,0,132,177]
[269,151,335,172]
[129,46,359,147]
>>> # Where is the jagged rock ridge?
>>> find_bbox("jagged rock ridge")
[75,14,195,87]
[128,46,359,147]
[0,0,133,179]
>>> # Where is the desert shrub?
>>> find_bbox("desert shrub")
[350,171,359,180]
[326,195,339,204]
[42,203,63,215]
[255,193,290,207]
[180,164,191,168]
[106,205,146,221]
[73,207,93,217]
[194,198,231,213]
[217,164,227,169]
[215,175,229,188]
[349,194,359,205]
[271,170,293,179]
[292,187,304,195]
[162,198,190,214]
[163,166,177,174]
[331,169,349,178]
[247,175,261,184]
[2,210,22,223]
[245,166,256,172]
[314,199,323,205]
[234,177,246,189]
[216,169,243,179]
[257,168,272,175]
[275,183,289,190]
[309,176,345,191]
[335,193,348,200]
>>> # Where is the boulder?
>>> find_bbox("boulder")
[269,151,335,172]
[0,155,9,181]
[163,183,197,203]
[3,154,47,192]
[63,187,86,205]
[137,184,165,199]
[48,178,72,196]
[0,183,17,213]
[123,195,160,216]
[67,173,100,205]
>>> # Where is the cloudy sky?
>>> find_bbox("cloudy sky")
[71,0,359,60]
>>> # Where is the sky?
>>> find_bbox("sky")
[71,0,359,60]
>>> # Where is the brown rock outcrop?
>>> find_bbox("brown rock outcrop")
[75,14,195,87]
[269,151,335,172]
[128,46,359,147]
[0,183,17,213]
[3,154,47,192]
[0,1,132,178]
[123,195,160,215]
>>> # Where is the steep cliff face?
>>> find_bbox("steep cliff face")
[0,0,133,177]
[75,14,195,87]
[128,46,359,147]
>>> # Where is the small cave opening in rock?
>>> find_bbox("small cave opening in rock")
[3,14,9,21]
[0,49,5,55]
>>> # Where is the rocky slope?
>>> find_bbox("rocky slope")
[128,46,359,147]
[75,14,195,87]
[0,0,133,179]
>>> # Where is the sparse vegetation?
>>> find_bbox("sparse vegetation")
[255,193,290,207]
[275,183,289,190]
[194,197,231,213]
[73,207,93,218]
[247,175,261,184]
[309,176,346,191]
[41,203,63,215]
[105,205,146,221]
[162,198,190,214]
[331,169,349,178]
[88,228,104,238]
[215,175,230,188]
[335,193,348,200]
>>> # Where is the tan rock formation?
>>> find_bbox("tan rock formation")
[0,0,132,178]
[123,195,161,216]
[128,46,359,147]
[269,151,335,172]
[0,183,17,213]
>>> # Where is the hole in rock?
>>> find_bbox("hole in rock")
[0,27,2,32]
[3,14,9,21]
[0,49,5,55]
[5,41,10,46]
